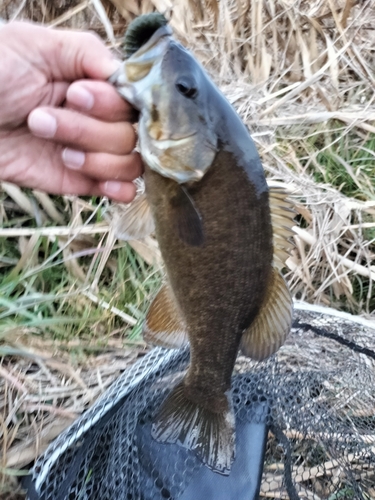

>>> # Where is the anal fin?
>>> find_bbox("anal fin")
[143,284,188,349]
[240,268,293,361]
[152,382,235,475]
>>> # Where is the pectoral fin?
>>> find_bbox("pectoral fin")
[143,284,188,348]
[240,268,292,361]
[268,184,296,270]
[170,186,204,247]
[107,178,155,241]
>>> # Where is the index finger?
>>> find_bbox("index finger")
[66,80,136,122]
[4,23,120,81]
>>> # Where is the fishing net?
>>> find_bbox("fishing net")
[25,305,375,500]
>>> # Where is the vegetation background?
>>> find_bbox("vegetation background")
[0,0,374,496]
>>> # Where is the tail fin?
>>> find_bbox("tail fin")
[152,382,235,475]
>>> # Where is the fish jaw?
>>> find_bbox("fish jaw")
[109,24,172,109]
[110,55,164,111]
[110,28,218,184]
[139,122,215,184]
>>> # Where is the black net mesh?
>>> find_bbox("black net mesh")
[25,306,375,500]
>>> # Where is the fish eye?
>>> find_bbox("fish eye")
[175,77,198,99]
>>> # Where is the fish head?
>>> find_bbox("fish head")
[111,20,218,184]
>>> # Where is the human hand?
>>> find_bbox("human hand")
[0,21,142,203]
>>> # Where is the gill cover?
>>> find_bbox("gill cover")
[111,14,218,184]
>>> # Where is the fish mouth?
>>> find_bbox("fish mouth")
[108,25,172,90]
[151,134,217,154]
[151,134,197,150]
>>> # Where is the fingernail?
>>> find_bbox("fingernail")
[28,110,57,138]
[62,148,85,169]
[67,85,94,111]
[103,181,122,194]
[105,58,122,78]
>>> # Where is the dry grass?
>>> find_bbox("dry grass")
[0,0,374,496]
[2,0,375,312]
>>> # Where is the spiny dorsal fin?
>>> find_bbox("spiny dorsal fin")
[240,268,292,361]
[143,284,188,349]
[107,179,155,241]
[152,382,235,475]
[269,184,296,270]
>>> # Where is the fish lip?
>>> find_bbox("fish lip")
[150,135,218,157]
[108,25,173,89]
[151,134,197,150]
[107,68,123,86]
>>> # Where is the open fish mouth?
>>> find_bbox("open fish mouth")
[108,24,172,105]
[140,131,218,183]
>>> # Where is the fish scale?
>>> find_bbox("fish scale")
[144,145,272,472]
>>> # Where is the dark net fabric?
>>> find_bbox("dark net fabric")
[26,308,375,500]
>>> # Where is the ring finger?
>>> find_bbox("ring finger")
[62,148,143,181]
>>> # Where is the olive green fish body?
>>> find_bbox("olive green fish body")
[112,13,293,475]
[145,149,273,405]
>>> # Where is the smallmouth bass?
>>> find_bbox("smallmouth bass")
[110,13,294,475]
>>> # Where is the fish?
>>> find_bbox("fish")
[109,13,295,475]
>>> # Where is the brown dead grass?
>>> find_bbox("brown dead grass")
[1,0,374,311]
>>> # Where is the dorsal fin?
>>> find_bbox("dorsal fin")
[108,180,296,255]
[248,180,296,360]
[269,184,296,270]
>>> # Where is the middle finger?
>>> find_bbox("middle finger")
[66,80,136,122]
[29,107,136,155]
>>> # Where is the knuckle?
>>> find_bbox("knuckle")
[60,120,88,149]
[69,119,86,144]
[83,30,103,46]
